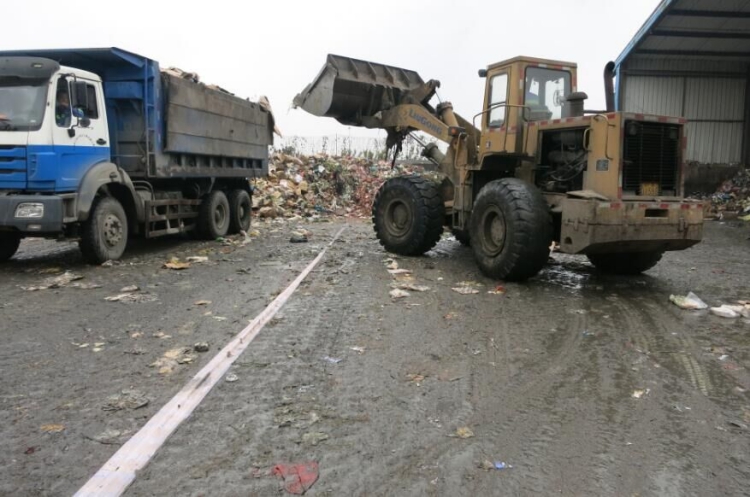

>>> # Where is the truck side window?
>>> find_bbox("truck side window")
[55,79,72,128]
[488,73,508,128]
[85,84,99,119]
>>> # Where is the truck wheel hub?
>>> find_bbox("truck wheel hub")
[214,204,227,227]
[103,215,123,247]
[385,200,411,237]
[480,206,506,255]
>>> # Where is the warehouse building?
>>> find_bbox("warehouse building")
[614,0,749,190]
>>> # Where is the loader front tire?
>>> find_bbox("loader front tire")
[587,251,663,275]
[373,175,444,256]
[469,178,552,281]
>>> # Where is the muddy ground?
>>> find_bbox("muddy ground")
[1,219,749,496]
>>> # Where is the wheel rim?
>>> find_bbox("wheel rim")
[384,198,412,238]
[479,205,506,256]
[214,203,227,228]
[103,214,124,248]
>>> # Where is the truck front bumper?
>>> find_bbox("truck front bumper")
[0,194,64,234]
[559,198,704,255]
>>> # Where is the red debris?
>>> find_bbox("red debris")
[272,462,319,495]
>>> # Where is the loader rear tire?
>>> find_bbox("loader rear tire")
[228,189,252,234]
[198,190,230,240]
[372,175,444,256]
[469,178,552,282]
[0,232,21,262]
[587,251,663,275]
[79,196,128,264]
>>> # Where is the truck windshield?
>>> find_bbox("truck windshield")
[0,79,48,131]
[524,67,571,121]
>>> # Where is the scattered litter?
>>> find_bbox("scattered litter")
[301,432,329,446]
[322,356,343,364]
[390,288,411,299]
[669,292,708,310]
[105,293,157,303]
[86,428,129,445]
[152,332,171,339]
[101,260,114,267]
[40,424,65,433]
[457,280,483,287]
[290,232,309,243]
[225,373,239,383]
[186,256,209,263]
[487,286,506,295]
[386,261,399,270]
[24,447,36,455]
[194,300,212,306]
[163,258,191,270]
[213,316,228,321]
[582,330,595,337]
[632,389,650,399]
[70,282,103,290]
[151,347,197,375]
[453,427,475,439]
[388,269,412,275]
[719,354,730,361]
[103,389,149,411]
[120,285,139,293]
[272,462,319,495]
[21,271,84,291]
[493,462,512,470]
[350,346,366,354]
[729,421,748,430]
[407,374,426,385]
[394,283,430,292]
[710,305,741,319]
[37,267,62,275]
[444,312,458,320]
[452,287,480,295]
[194,342,210,353]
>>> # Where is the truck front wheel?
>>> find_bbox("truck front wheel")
[228,189,252,234]
[198,190,230,240]
[469,178,552,282]
[79,196,129,263]
[587,251,664,275]
[0,232,21,262]
[372,175,444,256]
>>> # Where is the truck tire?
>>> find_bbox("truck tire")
[372,175,444,256]
[452,228,471,246]
[228,189,252,234]
[198,190,230,240]
[587,251,664,275]
[79,196,129,263]
[469,178,552,281]
[0,232,21,262]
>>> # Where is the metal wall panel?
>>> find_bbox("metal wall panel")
[684,78,745,121]
[623,77,684,116]
[686,122,744,164]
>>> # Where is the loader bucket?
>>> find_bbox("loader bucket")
[293,54,425,126]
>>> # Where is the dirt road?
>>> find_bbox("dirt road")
[1,220,749,496]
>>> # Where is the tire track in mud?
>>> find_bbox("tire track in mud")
[612,293,712,397]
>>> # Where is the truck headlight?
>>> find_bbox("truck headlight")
[15,203,44,218]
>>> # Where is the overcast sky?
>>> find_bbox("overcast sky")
[7,0,659,139]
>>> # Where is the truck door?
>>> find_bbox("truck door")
[45,75,109,192]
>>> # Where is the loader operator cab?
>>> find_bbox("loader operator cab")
[524,67,571,121]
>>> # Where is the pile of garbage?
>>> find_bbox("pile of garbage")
[252,153,435,220]
[699,168,750,219]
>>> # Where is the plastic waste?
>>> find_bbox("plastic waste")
[669,292,708,310]
[710,305,741,318]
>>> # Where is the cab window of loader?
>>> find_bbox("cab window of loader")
[524,67,570,121]
[488,73,508,128]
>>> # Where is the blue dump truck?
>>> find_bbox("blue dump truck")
[0,47,273,263]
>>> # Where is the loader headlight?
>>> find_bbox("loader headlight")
[15,203,44,218]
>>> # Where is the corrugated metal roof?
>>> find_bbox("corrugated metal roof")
[616,0,750,67]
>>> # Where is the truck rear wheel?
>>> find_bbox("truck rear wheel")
[228,189,252,234]
[79,196,129,264]
[587,251,664,275]
[469,178,552,282]
[0,232,21,262]
[372,175,444,256]
[198,190,230,240]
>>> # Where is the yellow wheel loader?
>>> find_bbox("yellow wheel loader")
[294,55,703,281]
